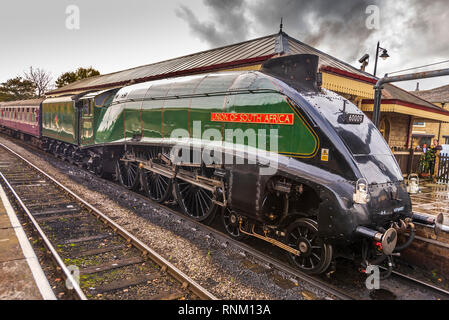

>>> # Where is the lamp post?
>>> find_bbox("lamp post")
[373,41,390,77]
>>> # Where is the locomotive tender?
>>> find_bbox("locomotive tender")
[0,54,444,275]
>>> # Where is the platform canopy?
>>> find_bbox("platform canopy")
[361,84,449,123]
[47,32,377,96]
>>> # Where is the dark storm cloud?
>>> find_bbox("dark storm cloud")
[250,0,379,59]
[175,0,249,46]
[176,0,449,72]
[398,0,449,59]
[177,0,380,60]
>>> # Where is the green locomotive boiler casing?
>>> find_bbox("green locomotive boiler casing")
[95,73,322,160]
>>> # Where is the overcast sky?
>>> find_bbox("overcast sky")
[1,0,448,92]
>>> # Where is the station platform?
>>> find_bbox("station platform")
[0,184,56,300]
[411,183,449,219]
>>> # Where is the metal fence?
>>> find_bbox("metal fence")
[393,150,423,176]
[437,154,449,184]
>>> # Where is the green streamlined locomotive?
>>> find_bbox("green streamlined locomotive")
[7,54,445,275]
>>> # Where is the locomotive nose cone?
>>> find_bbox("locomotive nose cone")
[381,228,398,255]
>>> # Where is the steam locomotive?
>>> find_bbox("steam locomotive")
[0,54,444,275]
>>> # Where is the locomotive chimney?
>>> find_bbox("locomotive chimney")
[261,54,321,92]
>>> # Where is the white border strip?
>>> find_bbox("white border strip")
[0,185,56,300]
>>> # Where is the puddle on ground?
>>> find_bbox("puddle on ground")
[410,185,449,222]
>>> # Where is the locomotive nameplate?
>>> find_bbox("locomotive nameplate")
[211,113,294,125]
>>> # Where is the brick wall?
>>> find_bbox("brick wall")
[384,114,410,148]
[364,112,410,148]
[412,120,449,145]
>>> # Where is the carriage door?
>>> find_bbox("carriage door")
[80,98,94,146]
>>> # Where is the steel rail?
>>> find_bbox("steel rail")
[208,229,356,300]
[392,270,449,297]
[6,136,449,300]
[97,174,356,300]
[0,143,217,300]
[123,189,356,300]
[6,135,449,300]
[0,172,88,300]
[0,139,354,300]
[382,268,449,299]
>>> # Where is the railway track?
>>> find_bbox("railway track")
[388,269,449,299]
[2,137,449,300]
[0,143,216,300]
[0,138,356,300]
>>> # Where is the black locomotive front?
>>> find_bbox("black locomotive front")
[249,54,419,274]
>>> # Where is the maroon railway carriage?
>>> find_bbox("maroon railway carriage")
[0,98,43,144]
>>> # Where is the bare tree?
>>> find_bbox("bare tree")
[24,67,53,97]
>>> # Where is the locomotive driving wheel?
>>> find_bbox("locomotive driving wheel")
[92,157,105,178]
[286,218,333,275]
[141,170,172,203]
[174,168,217,224]
[140,148,173,203]
[222,208,248,240]
[115,159,140,190]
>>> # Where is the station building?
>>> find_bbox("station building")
[47,31,449,171]
[413,84,449,146]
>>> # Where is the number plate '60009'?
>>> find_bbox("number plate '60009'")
[339,113,364,125]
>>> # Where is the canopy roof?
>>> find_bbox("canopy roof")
[414,84,449,104]
[47,32,376,96]
[0,98,44,107]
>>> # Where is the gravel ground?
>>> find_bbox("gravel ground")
[0,136,335,300]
